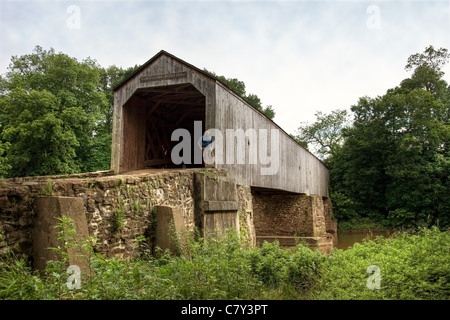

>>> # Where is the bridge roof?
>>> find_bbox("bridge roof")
[114,50,216,91]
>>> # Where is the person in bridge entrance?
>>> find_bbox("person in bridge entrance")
[198,129,214,167]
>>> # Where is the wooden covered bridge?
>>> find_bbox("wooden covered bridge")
[0,51,335,270]
[111,50,336,250]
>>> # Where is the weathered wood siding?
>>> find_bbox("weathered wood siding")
[120,98,146,172]
[111,53,216,173]
[214,82,329,197]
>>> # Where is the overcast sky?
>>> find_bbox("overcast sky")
[1,0,449,134]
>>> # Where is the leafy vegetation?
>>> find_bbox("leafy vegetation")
[0,46,139,178]
[110,197,126,232]
[294,109,350,159]
[297,45,450,230]
[0,217,448,300]
[36,178,53,196]
[312,227,449,300]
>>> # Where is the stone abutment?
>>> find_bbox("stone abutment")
[0,168,336,270]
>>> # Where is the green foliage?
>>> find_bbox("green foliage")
[295,109,350,159]
[405,45,450,74]
[327,45,450,229]
[110,197,126,232]
[1,89,81,176]
[156,232,260,299]
[131,199,143,216]
[337,216,384,232]
[313,227,449,300]
[329,191,356,221]
[0,124,11,178]
[246,240,324,292]
[51,216,78,263]
[0,257,45,300]
[0,228,448,300]
[37,179,53,196]
[0,46,138,177]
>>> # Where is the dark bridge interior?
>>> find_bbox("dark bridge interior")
[121,84,206,172]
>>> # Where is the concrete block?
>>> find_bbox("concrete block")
[204,211,239,238]
[154,205,185,255]
[32,196,89,273]
[203,201,239,211]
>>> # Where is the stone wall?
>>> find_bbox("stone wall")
[0,171,185,261]
[252,189,336,253]
[0,168,335,265]
[252,192,313,237]
[0,169,255,259]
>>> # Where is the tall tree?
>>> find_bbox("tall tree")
[330,45,450,228]
[0,46,109,176]
[295,109,350,160]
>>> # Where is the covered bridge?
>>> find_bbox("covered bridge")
[111,50,329,197]
[0,51,335,269]
[111,50,335,249]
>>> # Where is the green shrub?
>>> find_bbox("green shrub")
[246,240,288,287]
[0,224,447,300]
[245,240,325,293]
[283,244,325,290]
[0,257,45,300]
[156,231,261,300]
[312,227,449,300]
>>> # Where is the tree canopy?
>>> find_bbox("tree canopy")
[298,45,450,229]
[294,109,350,159]
[0,46,138,177]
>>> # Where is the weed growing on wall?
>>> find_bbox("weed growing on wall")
[37,179,53,196]
[110,197,126,232]
[131,199,143,216]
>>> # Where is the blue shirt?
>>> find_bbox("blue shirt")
[199,135,212,147]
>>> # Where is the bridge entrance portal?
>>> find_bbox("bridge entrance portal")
[121,84,206,172]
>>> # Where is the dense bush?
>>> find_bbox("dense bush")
[312,227,449,300]
[246,240,324,291]
[0,226,448,300]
